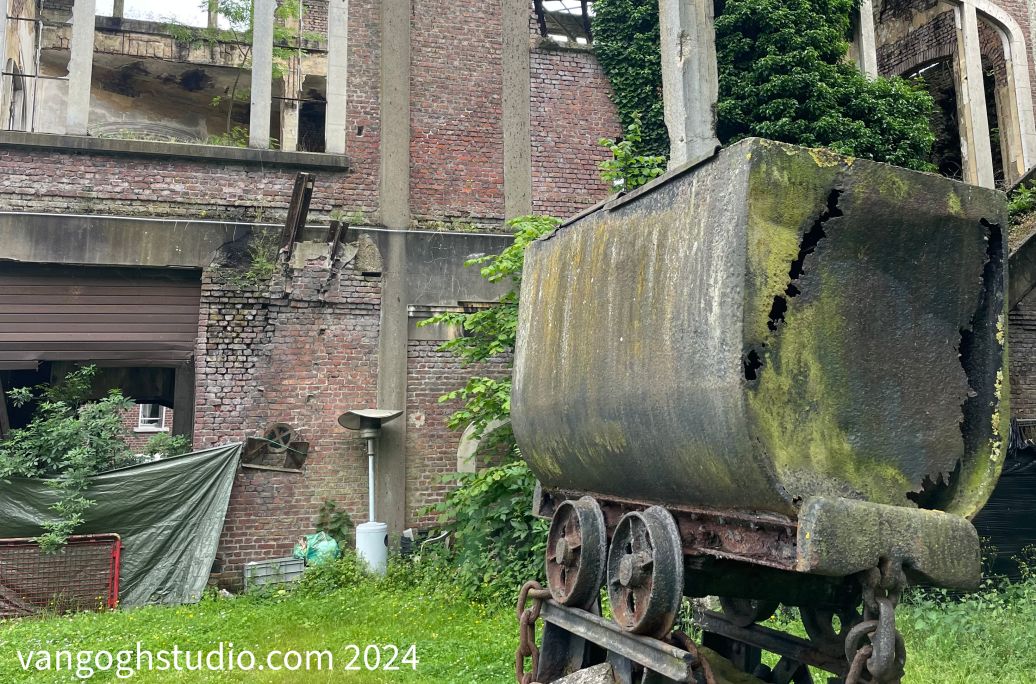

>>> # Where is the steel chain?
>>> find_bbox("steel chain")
[845,560,908,684]
[515,580,551,684]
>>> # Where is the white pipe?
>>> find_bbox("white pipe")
[367,437,376,523]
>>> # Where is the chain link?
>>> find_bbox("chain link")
[845,560,908,684]
[515,581,551,684]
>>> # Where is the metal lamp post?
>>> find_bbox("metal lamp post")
[337,409,402,574]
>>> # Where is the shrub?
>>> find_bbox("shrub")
[598,113,667,192]
[0,366,138,551]
[142,432,192,459]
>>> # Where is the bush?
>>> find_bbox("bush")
[142,432,192,458]
[593,0,936,171]
[0,366,138,551]
[423,461,549,605]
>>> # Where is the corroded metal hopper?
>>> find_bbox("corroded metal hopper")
[513,138,1008,520]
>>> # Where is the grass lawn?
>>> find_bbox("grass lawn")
[0,584,517,683]
[3,574,1036,683]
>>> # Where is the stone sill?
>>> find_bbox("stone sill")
[0,132,350,170]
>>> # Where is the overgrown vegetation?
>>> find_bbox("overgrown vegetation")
[593,0,936,170]
[598,113,667,192]
[414,215,558,602]
[0,367,139,552]
[315,499,355,547]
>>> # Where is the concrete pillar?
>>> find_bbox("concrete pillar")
[208,0,218,29]
[172,362,195,444]
[502,0,532,218]
[65,0,96,136]
[113,0,125,19]
[954,3,996,188]
[658,0,720,168]
[280,99,300,152]
[855,0,878,79]
[325,0,349,155]
[376,0,411,536]
[248,0,275,149]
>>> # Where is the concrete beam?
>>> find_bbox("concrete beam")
[502,0,532,219]
[66,0,97,135]
[856,0,878,79]
[376,0,412,536]
[658,0,720,168]
[955,3,996,188]
[249,0,275,149]
[325,0,349,155]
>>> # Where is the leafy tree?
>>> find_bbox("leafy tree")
[593,0,936,171]
[0,366,138,552]
[167,0,313,141]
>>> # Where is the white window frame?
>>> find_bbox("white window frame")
[136,404,167,433]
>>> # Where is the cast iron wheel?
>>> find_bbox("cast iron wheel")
[719,597,780,627]
[800,604,863,657]
[545,496,607,609]
[606,506,684,637]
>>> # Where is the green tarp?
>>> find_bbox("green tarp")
[0,443,241,607]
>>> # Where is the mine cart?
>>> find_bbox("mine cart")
[510,139,1008,684]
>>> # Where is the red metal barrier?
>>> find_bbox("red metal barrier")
[0,534,121,618]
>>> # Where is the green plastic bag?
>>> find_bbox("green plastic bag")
[293,531,341,566]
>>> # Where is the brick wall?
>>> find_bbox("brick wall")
[1011,294,1036,420]
[194,259,381,583]
[404,341,510,524]
[531,44,621,218]
[409,0,505,222]
[303,0,329,37]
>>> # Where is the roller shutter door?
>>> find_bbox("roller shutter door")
[0,264,201,369]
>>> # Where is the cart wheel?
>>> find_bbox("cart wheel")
[263,423,296,452]
[545,497,608,609]
[606,506,684,637]
[719,597,780,627]
[801,604,863,657]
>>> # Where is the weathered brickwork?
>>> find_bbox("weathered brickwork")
[1010,294,1036,420]
[404,341,510,524]
[194,260,382,583]
[531,45,621,219]
[303,0,329,37]
[409,0,505,222]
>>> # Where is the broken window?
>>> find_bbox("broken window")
[535,0,594,45]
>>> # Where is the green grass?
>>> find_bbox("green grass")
[0,584,517,683]
[5,568,1036,683]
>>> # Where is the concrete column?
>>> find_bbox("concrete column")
[172,362,195,444]
[376,0,411,536]
[502,0,532,218]
[280,100,300,152]
[113,0,125,19]
[248,0,275,149]
[855,0,878,79]
[208,0,218,29]
[325,0,349,155]
[658,0,720,168]
[954,3,996,188]
[65,0,96,136]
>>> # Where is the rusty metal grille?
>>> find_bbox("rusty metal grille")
[0,534,121,618]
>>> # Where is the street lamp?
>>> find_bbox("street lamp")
[338,409,402,574]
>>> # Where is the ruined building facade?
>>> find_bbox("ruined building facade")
[3,0,1036,586]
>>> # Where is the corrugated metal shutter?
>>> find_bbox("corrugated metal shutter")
[0,264,201,369]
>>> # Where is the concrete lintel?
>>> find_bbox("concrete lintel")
[856,0,878,79]
[658,0,720,168]
[0,213,253,268]
[249,0,275,149]
[954,3,996,188]
[502,0,533,219]
[0,131,348,168]
[325,0,349,155]
[66,0,97,136]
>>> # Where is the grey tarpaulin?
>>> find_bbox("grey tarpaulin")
[0,443,241,606]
